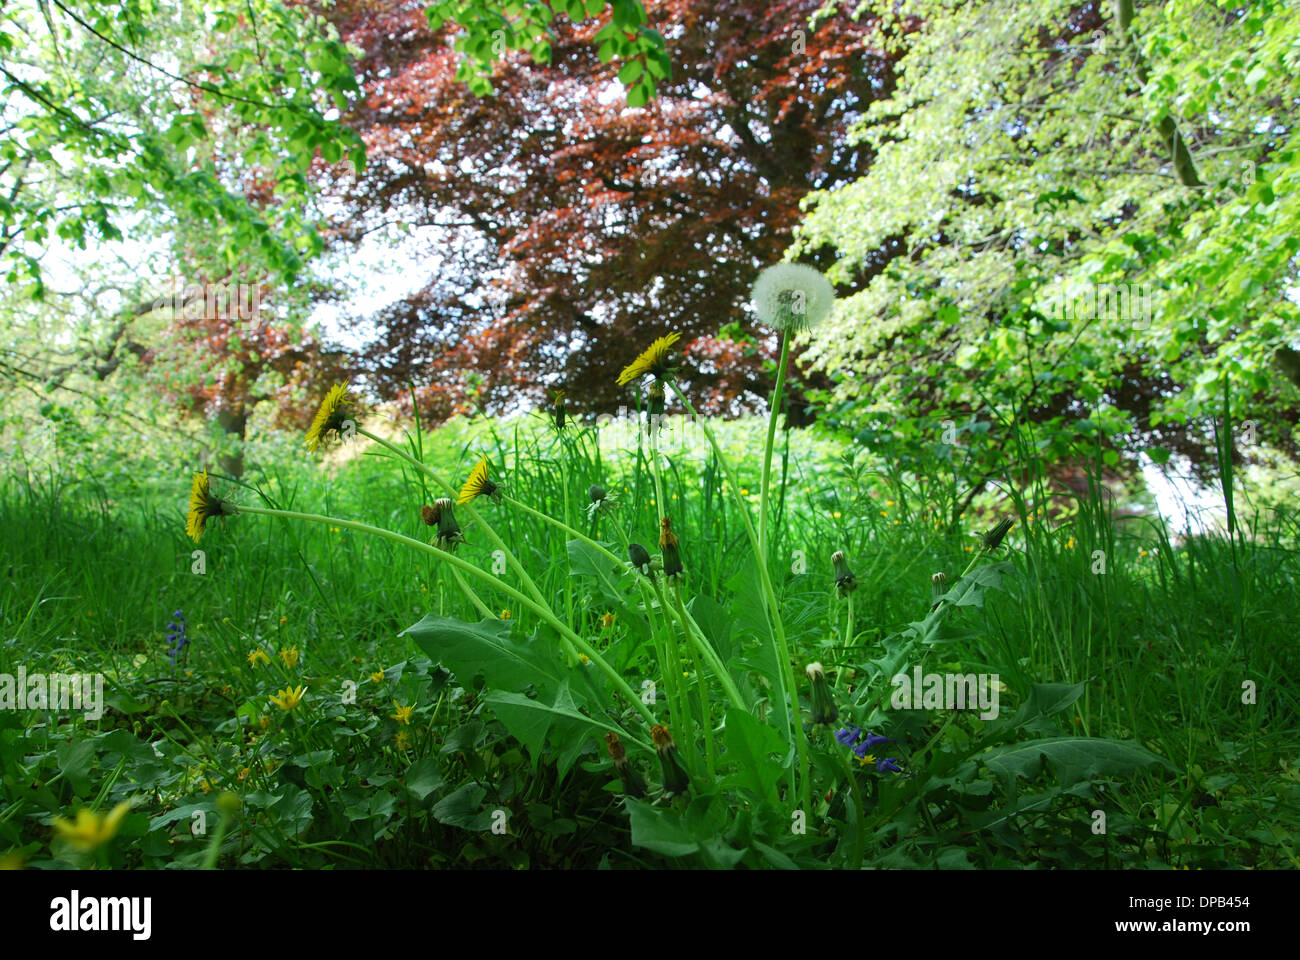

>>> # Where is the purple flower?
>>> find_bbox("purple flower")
[876,757,902,773]
[863,733,891,750]
[166,610,190,668]
[835,725,863,748]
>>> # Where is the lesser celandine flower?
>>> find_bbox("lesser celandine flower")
[805,662,837,725]
[751,263,835,332]
[457,455,502,505]
[51,800,133,851]
[247,648,271,668]
[186,470,232,543]
[604,732,646,798]
[370,670,385,683]
[600,612,616,630]
[305,382,355,453]
[279,645,300,669]
[659,517,683,578]
[831,550,856,597]
[650,724,690,796]
[269,685,305,712]
[617,332,681,386]
[391,702,413,725]
[981,518,1015,551]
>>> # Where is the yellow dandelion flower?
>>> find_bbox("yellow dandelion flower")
[186,470,231,543]
[617,332,681,386]
[457,454,501,505]
[247,648,270,668]
[305,383,355,453]
[51,800,133,851]
[269,684,306,712]
[391,701,414,725]
[370,670,385,683]
[279,645,300,669]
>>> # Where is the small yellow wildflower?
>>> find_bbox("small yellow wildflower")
[500,609,511,620]
[258,714,270,730]
[51,800,133,852]
[600,612,616,630]
[395,730,412,750]
[238,767,250,782]
[1065,536,1075,550]
[269,685,306,712]
[247,648,271,668]
[370,670,385,684]
[391,702,414,725]
[279,645,300,669]
[578,654,591,665]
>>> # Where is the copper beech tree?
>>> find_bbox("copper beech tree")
[320,0,904,424]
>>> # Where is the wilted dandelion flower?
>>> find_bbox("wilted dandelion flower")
[805,662,838,725]
[618,332,681,386]
[659,517,683,578]
[305,383,356,453]
[186,470,232,543]
[604,731,646,798]
[646,380,666,417]
[431,497,466,551]
[51,800,133,851]
[458,455,502,505]
[269,685,306,712]
[751,263,835,332]
[279,645,300,669]
[600,612,616,630]
[651,724,690,796]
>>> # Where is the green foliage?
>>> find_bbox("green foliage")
[798,0,1300,478]
[425,0,669,103]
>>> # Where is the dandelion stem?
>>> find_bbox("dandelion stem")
[758,331,791,564]
[231,504,657,728]
[666,381,810,810]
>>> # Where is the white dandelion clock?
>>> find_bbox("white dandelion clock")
[751,263,836,332]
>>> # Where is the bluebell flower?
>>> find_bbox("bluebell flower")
[876,757,902,773]
[166,610,190,668]
[835,725,863,748]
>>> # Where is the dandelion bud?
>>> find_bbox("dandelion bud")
[659,517,683,578]
[588,484,607,504]
[805,662,838,725]
[651,724,690,796]
[552,389,569,430]
[628,542,652,575]
[831,550,856,597]
[981,518,1015,551]
[647,380,666,417]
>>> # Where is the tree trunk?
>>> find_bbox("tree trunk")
[215,405,248,477]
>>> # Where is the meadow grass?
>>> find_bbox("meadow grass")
[1,411,1297,868]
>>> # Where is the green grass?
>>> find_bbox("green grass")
[1,412,1297,869]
